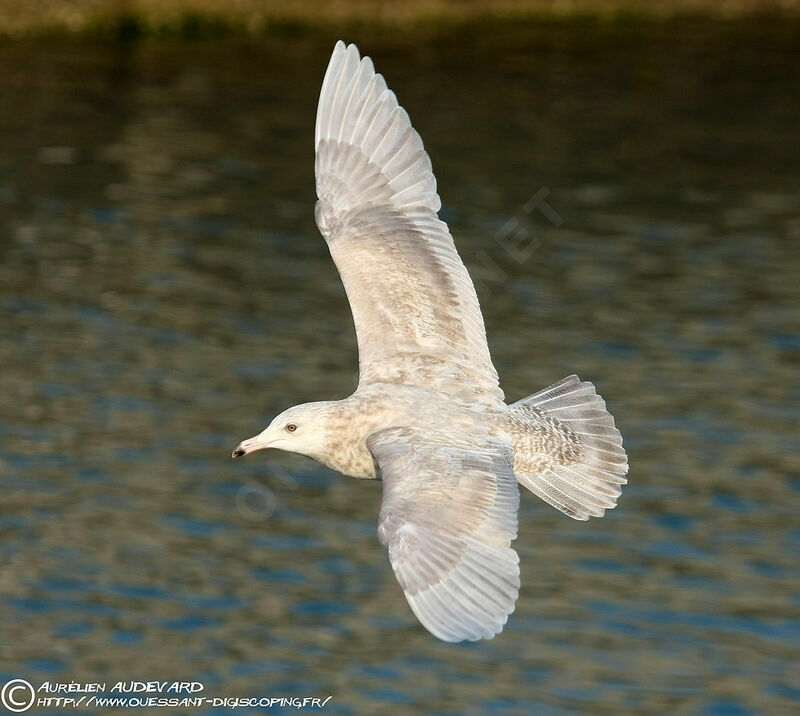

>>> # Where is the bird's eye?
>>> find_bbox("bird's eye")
[285,423,297,432]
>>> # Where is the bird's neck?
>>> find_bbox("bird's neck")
[314,396,380,479]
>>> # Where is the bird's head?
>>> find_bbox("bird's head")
[232,401,335,461]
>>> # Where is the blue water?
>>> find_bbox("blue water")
[0,23,799,715]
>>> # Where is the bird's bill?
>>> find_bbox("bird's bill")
[231,434,271,458]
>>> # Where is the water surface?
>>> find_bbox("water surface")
[0,23,798,715]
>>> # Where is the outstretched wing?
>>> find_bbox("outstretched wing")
[314,41,503,406]
[367,426,520,642]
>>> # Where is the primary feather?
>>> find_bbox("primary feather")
[314,41,503,407]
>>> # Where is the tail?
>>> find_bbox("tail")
[510,375,628,520]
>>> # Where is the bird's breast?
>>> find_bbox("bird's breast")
[319,438,377,479]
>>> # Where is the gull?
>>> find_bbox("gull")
[233,41,628,642]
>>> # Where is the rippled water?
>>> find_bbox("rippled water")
[1,22,798,716]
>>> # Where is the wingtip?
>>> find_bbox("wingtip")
[333,40,361,60]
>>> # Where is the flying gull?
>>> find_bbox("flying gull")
[233,41,628,642]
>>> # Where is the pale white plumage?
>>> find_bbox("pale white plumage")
[314,41,502,406]
[369,426,520,641]
[510,375,628,521]
[233,41,628,642]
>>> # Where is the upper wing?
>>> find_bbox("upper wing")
[367,426,520,642]
[314,42,503,406]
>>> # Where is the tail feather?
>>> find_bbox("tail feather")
[510,375,628,520]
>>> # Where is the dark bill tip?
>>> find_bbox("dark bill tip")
[232,446,246,459]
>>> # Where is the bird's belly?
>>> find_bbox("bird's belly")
[326,383,498,480]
